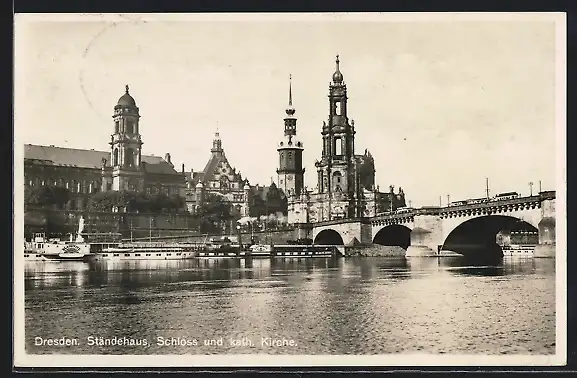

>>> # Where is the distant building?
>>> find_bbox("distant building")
[24,85,186,210]
[282,56,406,223]
[185,132,288,217]
[184,131,251,215]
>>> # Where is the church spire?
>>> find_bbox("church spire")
[284,75,297,136]
[285,74,295,117]
[289,74,293,107]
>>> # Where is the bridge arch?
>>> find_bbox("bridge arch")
[314,229,344,245]
[441,215,538,259]
[373,224,412,249]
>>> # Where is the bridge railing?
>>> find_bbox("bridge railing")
[310,192,555,226]
[440,195,543,213]
[370,193,554,222]
[311,217,370,227]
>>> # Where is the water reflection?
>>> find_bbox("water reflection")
[25,256,556,355]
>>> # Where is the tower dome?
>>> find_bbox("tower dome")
[332,55,343,84]
[117,85,137,106]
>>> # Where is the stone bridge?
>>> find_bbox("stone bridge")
[311,191,556,258]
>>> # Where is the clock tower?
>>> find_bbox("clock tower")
[277,75,305,197]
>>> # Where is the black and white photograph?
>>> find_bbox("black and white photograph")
[13,12,566,368]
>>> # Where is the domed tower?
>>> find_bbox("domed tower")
[277,75,305,197]
[314,56,358,217]
[110,85,144,191]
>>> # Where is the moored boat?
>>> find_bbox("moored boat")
[502,245,535,257]
[92,243,196,261]
[24,216,91,261]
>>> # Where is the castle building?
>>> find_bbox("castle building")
[24,85,187,210]
[184,131,251,216]
[185,131,289,218]
[285,56,406,223]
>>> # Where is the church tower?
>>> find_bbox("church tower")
[314,56,358,217]
[277,75,305,197]
[110,85,144,191]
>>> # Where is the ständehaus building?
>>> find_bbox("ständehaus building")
[24,86,186,210]
[281,56,406,224]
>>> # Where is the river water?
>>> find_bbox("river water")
[24,256,556,355]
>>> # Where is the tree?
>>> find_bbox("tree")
[87,191,186,213]
[196,193,234,233]
[249,191,267,217]
[25,185,71,209]
[88,191,119,212]
[168,194,185,212]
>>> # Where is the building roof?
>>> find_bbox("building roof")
[201,153,225,182]
[117,85,137,107]
[24,144,180,175]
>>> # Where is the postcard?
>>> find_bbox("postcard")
[13,12,566,368]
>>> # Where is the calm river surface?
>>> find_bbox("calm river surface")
[24,256,556,355]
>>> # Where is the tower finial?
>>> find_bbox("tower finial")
[288,74,293,106]
[125,84,129,94]
[332,55,343,83]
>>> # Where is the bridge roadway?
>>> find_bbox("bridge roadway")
[309,191,556,258]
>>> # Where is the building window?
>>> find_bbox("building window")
[126,121,133,134]
[59,178,65,187]
[125,148,135,168]
[335,101,342,115]
[334,137,342,155]
[113,149,119,166]
[115,121,119,133]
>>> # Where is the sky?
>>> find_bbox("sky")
[14,13,564,207]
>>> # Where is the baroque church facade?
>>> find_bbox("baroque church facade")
[24,86,187,210]
[282,56,406,224]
